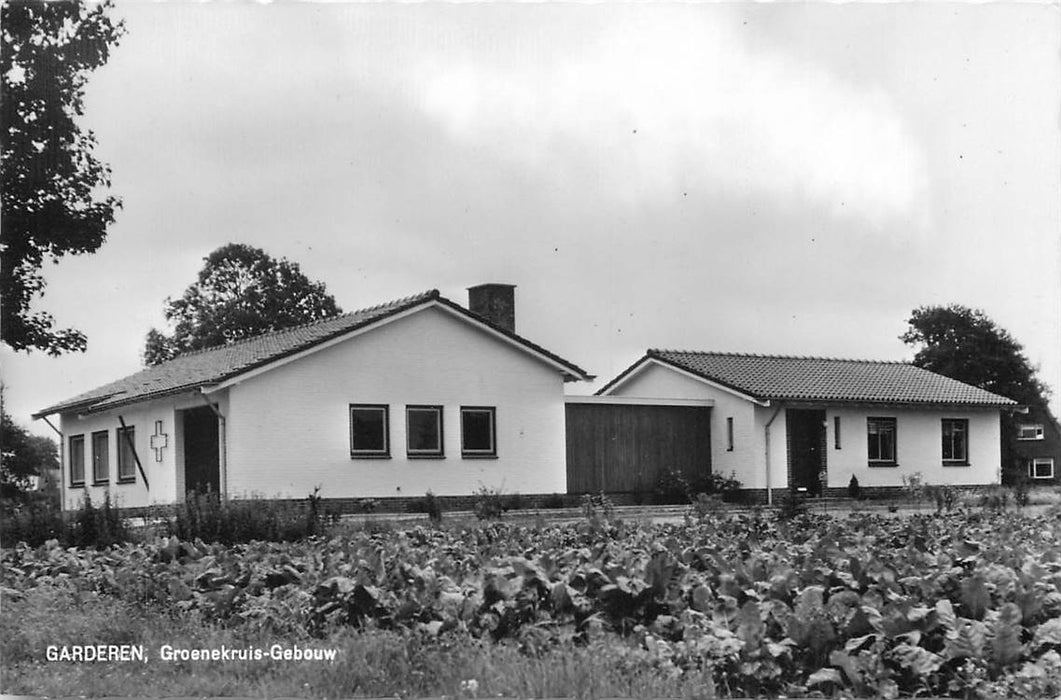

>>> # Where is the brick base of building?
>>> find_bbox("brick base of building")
[106,483,1005,519]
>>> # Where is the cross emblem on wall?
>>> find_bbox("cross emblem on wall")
[150,420,169,462]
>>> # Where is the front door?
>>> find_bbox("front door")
[183,406,220,496]
[788,409,825,495]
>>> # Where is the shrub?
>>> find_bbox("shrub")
[422,491,443,524]
[692,471,743,501]
[776,489,809,520]
[902,472,926,504]
[1011,474,1031,508]
[67,492,131,548]
[923,483,959,513]
[687,492,723,521]
[580,492,617,531]
[473,485,507,520]
[170,490,327,544]
[0,490,65,547]
[978,486,1011,513]
[847,475,862,500]
[654,468,691,504]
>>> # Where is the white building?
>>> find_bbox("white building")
[595,350,1016,502]
[35,286,591,510]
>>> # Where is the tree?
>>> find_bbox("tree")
[1,0,125,355]
[901,304,1050,408]
[900,303,1051,481]
[1,409,59,498]
[144,243,343,365]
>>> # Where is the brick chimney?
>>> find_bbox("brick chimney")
[467,283,516,333]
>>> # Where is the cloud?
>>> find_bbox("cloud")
[415,12,928,228]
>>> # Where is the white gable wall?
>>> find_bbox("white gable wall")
[603,362,786,490]
[223,306,568,499]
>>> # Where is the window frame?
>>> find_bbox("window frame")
[69,434,85,487]
[91,430,110,484]
[834,416,842,450]
[725,417,734,452]
[460,406,497,458]
[117,425,137,483]
[941,418,970,466]
[1017,424,1045,441]
[349,404,390,459]
[1029,457,1055,480]
[866,417,897,466]
[405,405,444,458]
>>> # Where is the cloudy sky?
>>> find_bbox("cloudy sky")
[4,2,1060,435]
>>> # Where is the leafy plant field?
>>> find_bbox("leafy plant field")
[4,508,1061,698]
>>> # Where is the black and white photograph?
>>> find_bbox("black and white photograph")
[2,1,1060,697]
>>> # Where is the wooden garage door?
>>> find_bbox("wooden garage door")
[566,403,711,493]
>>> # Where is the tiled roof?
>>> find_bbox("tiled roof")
[599,349,1016,406]
[36,289,591,417]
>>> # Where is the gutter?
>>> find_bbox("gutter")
[764,401,785,506]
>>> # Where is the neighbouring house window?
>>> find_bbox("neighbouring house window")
[867,417,897,465]
[406,405,444,458]
[92,430,109,483]
[350,404,390,458]
[1029,457,1055,480]
[1017,424,1045,440]
[117,426,137,482]
[69,435,85,486]
[941,419,969,465]
[834,416,842,449]
[461,406,496,458]
[726,417,734,451]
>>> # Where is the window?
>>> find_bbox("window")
[117,426,137,482]
[406,406,444,458]
[461,406,496,457]
[1018,424,1045,440]
[69,434,85,486]
[350,404,389,458]
[867,417,897,465]
[91,430,109,483]
[1029,458,1055,480]
[834,416,842,449]
[726,417,734,451]
[941,419,969,465]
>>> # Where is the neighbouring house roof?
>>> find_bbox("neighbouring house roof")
[598,349,1017,407]
[35,289,592,418]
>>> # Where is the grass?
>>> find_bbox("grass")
[1,586,715,698]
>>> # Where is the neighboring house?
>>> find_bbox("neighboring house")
[1013,405,1061,485]
[35,286,591,511]
[592,350,1017,503]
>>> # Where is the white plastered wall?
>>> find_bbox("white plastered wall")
[823,406,1002,488]
[58,392,225,510]
[223,306,570,499]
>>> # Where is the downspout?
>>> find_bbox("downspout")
[764,402,785,506]
[198,393,228,500]
[41,415,64,508]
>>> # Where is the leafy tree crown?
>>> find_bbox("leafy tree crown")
[1,0,125,355]
[900,304,1049,408]
[143,243,342,365]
